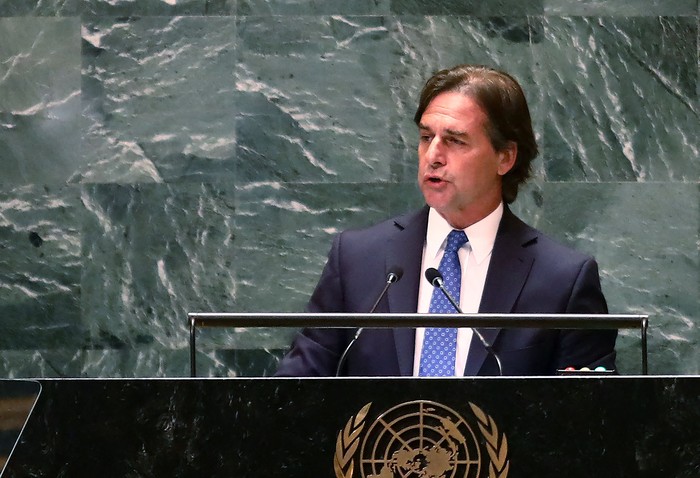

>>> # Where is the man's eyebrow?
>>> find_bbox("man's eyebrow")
[444,128,468,137]
[417,124,468,137]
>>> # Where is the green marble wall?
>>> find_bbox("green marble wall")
[0,0,697,378]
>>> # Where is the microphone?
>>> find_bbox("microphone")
[335,266,404,376]
[369,267,403,314]
[424,267,503,376]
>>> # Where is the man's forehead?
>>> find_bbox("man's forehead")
[425,91,483,111]
[418,94,487,130]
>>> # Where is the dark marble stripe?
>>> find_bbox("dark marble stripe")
[390,0,544,15]
[544,0,699,16]
[238,0,390,15]
[81,0,237,16]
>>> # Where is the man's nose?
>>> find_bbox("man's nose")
[425,137,445,167]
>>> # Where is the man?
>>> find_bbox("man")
[275,64,617,377]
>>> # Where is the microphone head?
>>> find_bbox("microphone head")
[387,266,404,283]
[424,267,443,287]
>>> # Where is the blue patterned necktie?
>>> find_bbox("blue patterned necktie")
[419,229,468,376]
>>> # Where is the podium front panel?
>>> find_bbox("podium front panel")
[3,377,699,477]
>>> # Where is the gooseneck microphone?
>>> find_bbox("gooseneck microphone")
[424,267,503,376]
[425,267,459,311]
[335,266,404,376]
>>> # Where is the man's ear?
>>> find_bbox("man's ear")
[497,141,518,176]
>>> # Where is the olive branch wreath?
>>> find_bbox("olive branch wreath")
[334,401,509,478]
[469,402,510,478]
[334,402,371,478]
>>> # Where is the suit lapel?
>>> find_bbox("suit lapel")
[385,206,429,376]
[465,207,537,375]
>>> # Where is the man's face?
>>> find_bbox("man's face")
[417,91,516,229]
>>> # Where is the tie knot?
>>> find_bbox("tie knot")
[445,230,468,253]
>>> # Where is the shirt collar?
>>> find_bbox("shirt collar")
[426,203,503,265]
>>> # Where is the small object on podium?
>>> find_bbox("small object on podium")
[557,366,615,376]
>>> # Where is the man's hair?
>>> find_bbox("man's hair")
[414,64,538,204]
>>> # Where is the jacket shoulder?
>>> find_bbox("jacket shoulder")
[503,209,596,265]
[337,207,428,248]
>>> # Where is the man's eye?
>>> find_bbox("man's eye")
[448,137,465,145]
[419,135,432,143]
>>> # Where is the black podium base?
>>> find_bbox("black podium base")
[3,377,699,477]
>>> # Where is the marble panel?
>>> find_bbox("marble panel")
[0,114,84,188]
[0,344,282,378]
[0,350,85,378]
[532,183,699,375]
[96,347,286,377]
[80,0,236,15]
[0,0,78,16]
[78,348,193,377]
[0,17,81,187]
[537,16,698,181]
[80,183,238,353]
[238,0,390,15]
[204,347,285,376]
[235,15,395,184]
[388,16,544,183]
[0,185,84,351]
[232,181,423,313]
[0,346,270,378]
[0,17,80,113]
[544,0,699,16]
[79,16,238,184]
[390,0,543,15]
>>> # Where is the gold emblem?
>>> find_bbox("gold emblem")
[334,401,509,478]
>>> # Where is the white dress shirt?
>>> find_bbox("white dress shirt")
[413,203,503,376]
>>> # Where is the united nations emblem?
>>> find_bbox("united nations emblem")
[334,400,509,478]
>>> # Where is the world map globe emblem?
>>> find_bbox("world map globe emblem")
[358,401,481,478]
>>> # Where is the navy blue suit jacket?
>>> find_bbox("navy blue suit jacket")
[275,206,617,376]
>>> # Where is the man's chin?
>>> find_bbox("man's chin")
[424,202,451,219]
[422,190,452,211]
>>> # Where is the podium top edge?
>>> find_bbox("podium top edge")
[187,312,648,329]
[188,312,648,318]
